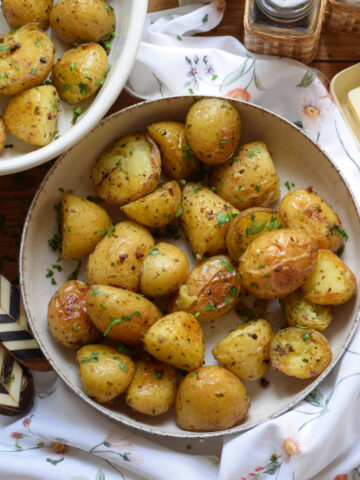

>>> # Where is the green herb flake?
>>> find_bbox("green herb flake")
[192,182,201,194]
[63,83,71,91]
[223,294,231,306]
[30,68,38,75]
[219,138,229,149]
[189,371,198,377]
[285,181,291,191]
[204,301,217,311]
[302,358,309,363]
[337,244,345,257]
[81,351,99,363]
[67,260,82,281]
[216,211,238,226]
[267,216,282,231]
[254,185,261,192]
[333,226,348,242]
[118,362,127,372]
[149,247,160,255]
[246,219,266,236]
[175,204,183,218]
[72,326,80,332]
[229,286,237,297]
[69,62,77,71]
[295,323,308,329]
[72,106,84,124]
[0,45,8,52]
[302,333,310,341]
[220,258,234,272]
[153,371,163,380]
[194,311,200,318]
[297,301,305,310]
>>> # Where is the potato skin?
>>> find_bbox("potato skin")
[181,183,239,259]
[226,207,283,262]
[283,290,332,331]
[175,366,250,431]
[239,228,318,299]
[169,255,240,323]
[47,280,101,349]
[51,43,108,104]
[50,0,116,44]
[0,24,55,95]
[279,189,343,252]
[92,134,161,205]
[270,327,332,379]
[121,181,181,228]
[61,193,111,259]
[4,85,60,146]
[210,141,280,211]
[147,121,199,179]
[212,319,273,382]
[86,221,155,291]
[77,344,135,403]
[143,312,205,371]
[125,354,177,416]
[2,0,53,29]
[302,249,356,305]
[86,285,162,345]
[140,242,189,297]
[0,119,6,153]
[185,98,241,165]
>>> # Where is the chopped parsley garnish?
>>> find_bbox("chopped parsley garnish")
[67,260,82,281]
[189,371,198,377]
[302,333,310,341]
[333,226,348,242]
[337,244,345,257]
[220,258,234,272]
[285,181,291,191]
[216,211,238,226]
[63,84,71,91]
[118,361,127,372]
[78,82,88,95]
[229,286,237,297]
[0,45,8,52]
[246,219,267,236]
[72,106,84,124]
[153,371,163,380]
[267,216,282,231]
[81,351,99,363]
[104,312,141,336]
[297,301,305,309]
[219,138,229,149]
[69,62,77,71]
[175,204,183,218]
[223,294,231,306]
[204,301,217,311]
[100,224,116,238]
[192,182,201,194]
[254,185,261,192]
[30,68,38,75]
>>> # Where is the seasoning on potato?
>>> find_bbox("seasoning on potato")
[2,0,53,30]
[239,228,318,299]
[77,344,135,403]
[92,133,161,205]
[168,255,240,323]
[61,193,111,259]
[0,119,6,153]
[283,290,332,331]
[125,354,177,416]
[279,188,344,251]
[47,280,101,349]
[185,98,242,165]
[269,327,332,379]
[143,312,205,371]
[4,85,60,146]
[175,366,250,431]
[181,183,239,259]
[51,43,109,104]
[86,285,162,346]
[140,242,189,297]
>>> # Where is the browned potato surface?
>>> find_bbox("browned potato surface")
[47,280,101,349]
[169,255,240,323]
[239,228,318,299]
[270,327,332,379]
[143,312,205,371]
[279,188,344,251]
[2,0,53,29]
[0,119,6,153]
[86,284,162,345]
[175,366,250,431]
[185,98,241,165]
[283,290,332,331]
[92,134,161,205]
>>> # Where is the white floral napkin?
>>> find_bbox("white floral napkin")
[1,2,360,480]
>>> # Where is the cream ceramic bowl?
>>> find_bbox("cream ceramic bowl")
[20,96,360,439]
[0,0,147,175]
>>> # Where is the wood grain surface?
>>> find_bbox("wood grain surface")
[0,0,359,286]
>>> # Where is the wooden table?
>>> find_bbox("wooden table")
[1,0,360,286]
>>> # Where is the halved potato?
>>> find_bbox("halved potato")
[2,0,53,29]
[0,119,6,153]
[302,249,356,305]
[270,327,332,379]
[92,134,161,205]
[62,193,112,259]
[121,181,181,228]
[283,290,332,331]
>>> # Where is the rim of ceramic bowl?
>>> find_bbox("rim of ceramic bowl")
[20,95,360,439]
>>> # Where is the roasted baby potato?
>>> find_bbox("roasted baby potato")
[143,312,205,371]
[0,24,55,95]
[47,280,101,349]
[61,193,111,259]
[140,242,189,297]
[283,290,332,331]
[210,141,280,211]
[125,354,177,416]
[51,43,108,104]
[147,121,199,179]
[239,228,318,299]
[50,0,116,44]
[2,0,53,29]
[86,284,162,345]
[175,366,250,431]
[181,183,239,259]
[121,181,181,228]
[92,134,161,205]
[279,188,344,251]
[270,327,332,379]
[168,255,240,323]
[226,208,283,262]
[87,221,154,291]
[185,98,241,165]
[302,249,356,305]
[0,119,6,153]
[212,319,273,382]
[77,344,135,403]
[4,85,60,146]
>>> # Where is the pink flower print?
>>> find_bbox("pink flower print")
[11,432,23,439]
[283,438,301,456]
[334,476,348,480]
[105,430,135,450]
[123,452,144,465]
[216,0,226,12]
[22,418,31,427]
[254,466,263,472]
[226,88,251,102]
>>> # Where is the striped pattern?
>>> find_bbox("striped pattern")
[0,345,23,408]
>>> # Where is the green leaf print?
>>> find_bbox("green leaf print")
[296,71,315,88]
[294,120,303,128]
[220,58,252,91]
[254,73,265,91]
[95,471,105,480]
[304,388,325,408]
[46,457,64,465]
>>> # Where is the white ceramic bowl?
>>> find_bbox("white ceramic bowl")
[20,96,360,439]
[0,0,147,175]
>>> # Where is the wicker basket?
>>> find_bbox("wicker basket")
[325,0,360,33]
[243,0,327,64]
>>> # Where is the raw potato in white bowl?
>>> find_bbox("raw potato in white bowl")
[20,96,360,439]
[0,0,148,174]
